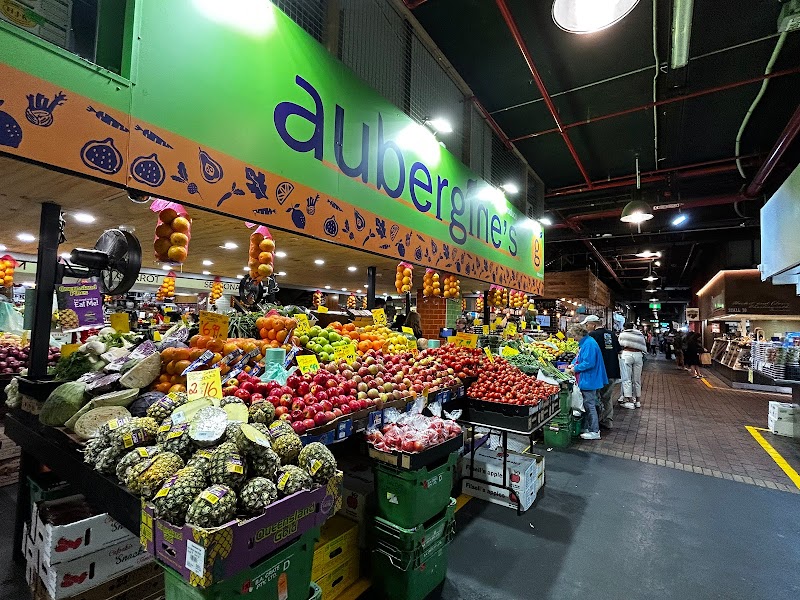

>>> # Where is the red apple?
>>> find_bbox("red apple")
[340,404,351,415]
[290,408,304,421]
[303,406,317,419]
[297,381,310,396]
[250,393,264,404]
[291,399,306,412]
[332,408,343,418]
[234,389,251,401]
[240,381,255,393]
[279,394,293,408]
[348,399,361,412]
[274,406,288,417]
[303,418,316,431]
[320,400,332,412]
[314,412,329,426]
[291,421,307,434]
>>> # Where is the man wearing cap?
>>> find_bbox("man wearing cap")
[581,315,621,429]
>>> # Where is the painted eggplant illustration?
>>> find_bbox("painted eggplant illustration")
[0,100,23,148]
[87,106,129,132]
[199,147,224,183]
[134,125,173,148]
[80,138,123,174]
[130,153,166,187]
[25,91,66,127]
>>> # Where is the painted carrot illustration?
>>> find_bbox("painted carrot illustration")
[87,106,129,132]
[135,124,173,148]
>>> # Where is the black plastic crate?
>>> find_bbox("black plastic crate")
[464,398,540,432]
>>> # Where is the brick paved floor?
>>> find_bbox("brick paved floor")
[574,356,800,493]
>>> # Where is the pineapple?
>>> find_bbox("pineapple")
[186,484,237,529]
[83,437,104,466]
[248,401,275,425]
[95,447,123,475]
[267,420,294,440]
[186,449,214,473]
[116,446,160,483]
[126,451,184,497]
[239,477,278,515]
[104,417,158,454]
[152,466,207,525]
[209,442,248,489]
[272,432,303,465]
[146,393,187,423]
[249,447,280,480]
[275,465,312,496]
[298,442,337,482]
[159,423,195,461]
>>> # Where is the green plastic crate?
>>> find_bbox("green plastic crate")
[570,416,582,438]
[558,385,572,416]
[543,416,572,448]
[308,582,322,599]
[374,451,457,529]
[373,497,456,570]
[371,542,450,600]
[163,527,319,600]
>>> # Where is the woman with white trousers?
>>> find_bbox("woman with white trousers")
[618,324,648,409]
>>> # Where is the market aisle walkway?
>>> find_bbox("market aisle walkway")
[575,356,800,493]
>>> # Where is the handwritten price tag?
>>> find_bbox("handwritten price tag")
[454,332,478,348]
[294,314,311,336]
[501,346,520,357]
[317,305,328,313]
[503,323,517,337]
[520,320,526,330]
[482,325,489,335]
[484,347,494,362]
[110,312,130,333]
[187,368,222,401]
[556,331,565,340]
[199,311,229,340]
[372,308,387,327]
[402,326,414,336]
[406,338,417,352]
[296,354,320,374]
[334,343,358,364]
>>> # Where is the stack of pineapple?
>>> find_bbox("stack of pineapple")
[83,392,337,529]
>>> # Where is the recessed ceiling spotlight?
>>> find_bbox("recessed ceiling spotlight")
[221,242,238,250]
[236,274,243,279]
[275,251,287,258]
[202,270,210,275]
[357,289,363,293]
[341,287,347,291]
[73,212,95,223]
[347,266,357,272]
[643,276,658,282]
[314,259,325,265]
[324,285,331,289]
[17,233,35,242]
[552,0,641,34]
[202,260,213,266]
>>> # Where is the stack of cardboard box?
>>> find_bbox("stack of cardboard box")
[462,446,545,511]
[768,401,799,438]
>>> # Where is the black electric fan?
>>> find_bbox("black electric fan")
[238,274,278,309]
[61,228,142,294]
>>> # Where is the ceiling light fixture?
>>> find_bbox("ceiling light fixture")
[643,275,657,282]
[425,117,453,133]
[314,259,325,265]
[341,288,347,292]
[672,213,688,226]
[236,274,243,279]
[621,156,653,231]
[357,289,363,293]
[650,298,659,302]
[17,233,35,242]
[654,260,661,267]
[347,266,357,272]
[243,266,250,271]
[635,250,661,258]
[645,288,658,293]
[73,212,96,223]
[221,242,238,250]
[202,259,213,266]
[202,270,210,275]
[277,271,286,276]
[275,251,287,258]
[670,0,694,69]
[161,264,172,270]
[324,285,331,290]
[552,0,640,34]
[0,244,5,251]
[501,182,519,194]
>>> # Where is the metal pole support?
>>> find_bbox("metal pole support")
[28,202,61,379]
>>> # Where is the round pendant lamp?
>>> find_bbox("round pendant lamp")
[620,199,654,224]
[552,0,640,34]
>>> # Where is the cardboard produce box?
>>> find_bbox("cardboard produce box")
[768,401,798,421]
[462,477,540,511]
[31,495,137,567]
[312,516,358,581]
[461,446,544,493]
[768,414,798,438]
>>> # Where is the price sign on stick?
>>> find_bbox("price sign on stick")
[294,314,311,336]
[402,326,414,336]
[334,343,358,364]
[199,311,229,340]
[110,313,130,333]
[317,306,328,313]
[372,308,387,327]
[187,368,222,401]
[484,347,495,362]
[296,354,320,374]
[454,332,478,348]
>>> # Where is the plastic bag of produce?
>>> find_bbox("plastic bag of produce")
[151,199,191,264]
[0,301,23,335]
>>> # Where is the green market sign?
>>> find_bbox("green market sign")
[0,1,543,292]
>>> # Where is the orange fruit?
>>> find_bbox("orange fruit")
[259,327,269,340]
[155,223,173,238]
[259,238,275,252]
[171,216,190,233]
[206,338,224,353]
[267,329,277,341]
[155,382,172,393]
[195,335,210,349]
[165,361,177,375]
[223,341,238,355]
[189,348,205,361]
[276,330,288,343]
[170,232,189,247]
[158,374,170,383]
[175,348,191,361]
[167,245,188,262]
[174,360,191,374]
[250,233,264,245]
[258,251,273,264]
[257,264,270,277]
[161,347,177,363]
[154,237,171,256]
[159,208,178,223]
[169,384,186,394]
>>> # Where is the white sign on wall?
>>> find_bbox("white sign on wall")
[686,308,700,321]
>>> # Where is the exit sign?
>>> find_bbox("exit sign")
[649,302,661,309]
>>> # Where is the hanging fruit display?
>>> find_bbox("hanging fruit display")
[359,296,368,310]
[489,286,508,307]
[209,277,223,305]
[476,295,484,312]
[395,262,413,294]
[462,298,467,311]
[510,290,526,308]
[312,290,324,308]
[443,274,460,299]
[347,294,356,309]
[152,199,191,265]
[156,272,176,300]
[248,226,275,282]
[422,269,441,297]
[0,255,18,288]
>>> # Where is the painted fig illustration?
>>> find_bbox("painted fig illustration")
[25,91,66,127]
[80,137,123,174]
[130,153,165,187]
[135,124,173,148]
[87,106,129,131]
[414,247,422,261]
[287,204,306,229]
[323,215,339,237]
[198,147,224,183]
[0,100,23,148]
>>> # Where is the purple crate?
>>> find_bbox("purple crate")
[140,474,341,588]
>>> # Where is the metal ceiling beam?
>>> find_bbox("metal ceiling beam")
[403,0,429,8]
[744,104,800,198]
[510,65,800,143]
[494,0,593,188]
[548,222,760,244]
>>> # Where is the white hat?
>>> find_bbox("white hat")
[579,315,601,325]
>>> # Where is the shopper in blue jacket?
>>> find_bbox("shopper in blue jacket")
[566,323,608,440]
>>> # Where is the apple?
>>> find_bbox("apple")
[367,389,379,399]
[291,421,307,434]
[279,412,292,421]
[348,399,361,412]
[255,382,270,396]
[290,408,304,421]
[279,394,293,408]
[274,406,288,417]
[222,386,238,397]
[359,399,369,410]
[314,390,329,403]
[340,404,351,415]
[325,378,339,389]
[240,381,255,393]
[314,412,329,426]
[319,400,333,412]
[303,418,316,431]
[297,381,310,396]
[237,372,250,383]
[331,409,342,418]
[234,389,251,401]
[303,406,317,419]
[291,399,306,412]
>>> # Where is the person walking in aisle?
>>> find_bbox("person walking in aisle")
[619,324,647,409]
[581,314,621,430]
[566,323,608,441]
[684,331,703,378]
[647,331,658,356]
[673,329,685,369]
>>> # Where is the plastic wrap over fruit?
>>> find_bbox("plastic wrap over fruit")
[245,224,274,283]
[151,199,191,264]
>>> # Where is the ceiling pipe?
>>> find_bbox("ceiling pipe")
[403,0,429,8]
[494,0,593,188]
[744,104,800,198]
[471,97,514,151]
[555,210,622,285]
[511,65,800,143]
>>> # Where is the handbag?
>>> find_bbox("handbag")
[699,352,712,366]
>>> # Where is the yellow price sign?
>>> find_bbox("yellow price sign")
[503,323,517,337]
[372,308,387,327]
[199,311,229,340]
[402,326,415,336]
[294,314,311,336]
[520,320,526,330]
[406,338,417,352]
[317,305,328,313]
[482,325,489,335]
[556,331,565,340]
[334,342,358,364]
[296,354,320,374]
[494,317,504,326]
[501,346,520,357]
[484,347,494,362]
[163,316,171,324]
[60,343,80,359]
[110,312,130,333]
[187,368,222,401]
[453,333,478,348]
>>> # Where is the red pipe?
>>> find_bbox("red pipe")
[471,97,514,151]
[404,0,429,8]
[494,0,593,188]
[745,104,800,198]
[512,66,800,143]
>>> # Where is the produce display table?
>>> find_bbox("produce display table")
[4,410,140,563]
[459,393,557,515]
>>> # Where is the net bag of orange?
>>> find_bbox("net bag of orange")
[0,255,18,288]
[395,262,413,294]
[210,277,224,305]
[151,199,191,264]
[247,225,274,282]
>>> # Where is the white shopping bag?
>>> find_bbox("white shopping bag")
[570,384,585,413]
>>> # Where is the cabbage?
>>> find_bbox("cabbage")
[40,382,88,426]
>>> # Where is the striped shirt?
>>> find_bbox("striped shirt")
[619,329,647,353]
